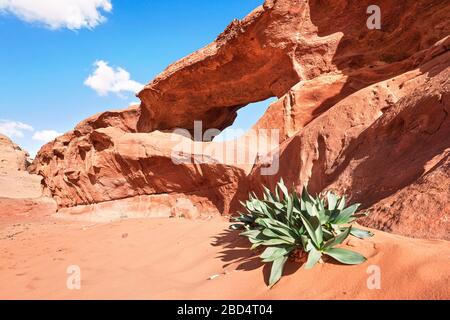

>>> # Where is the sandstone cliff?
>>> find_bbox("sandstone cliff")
[30,0,450,240]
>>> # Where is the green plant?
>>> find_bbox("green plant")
[231,179,374,288]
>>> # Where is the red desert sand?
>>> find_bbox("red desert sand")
[0,211,449,300]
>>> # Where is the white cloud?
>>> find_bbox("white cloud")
[0,120,33,138]
[32,130,61,142]
[0,0,112,30]
[84,60,144,97]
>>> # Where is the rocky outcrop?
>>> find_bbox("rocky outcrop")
[0,134,56,220]
[31,0,450,239]
[0,134,41,199]
[30,110,249,216]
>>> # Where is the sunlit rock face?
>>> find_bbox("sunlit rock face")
[138,0,450,135]
[0,134,57,219]
[31,0,450,239]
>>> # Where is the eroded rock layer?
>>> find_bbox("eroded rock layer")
[30,109,248,216]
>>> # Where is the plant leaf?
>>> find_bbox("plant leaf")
[256,218,290,230]
[251,242,263,250]
[324,248,367,265]
[261,246,294,262]
[305,201,319,218]
[260,247,281,260]
[322,228,334,241]
[234,214,254,224]
[349,212,369,223]
[265,200,284,211]
[274,184,281,202]
[299,214,322,248]
[261,238,293,246]
[337,195,346,210]
[240,230,261,238]
[305,247,322,269]
[230,224,245,230]
[318,208,328,225]
[265,224,297,239]
[262,228,295,243]
[277,178,289,200]
[286,195,294,225]
[327,192,337,211]
[300,197,307,212]
[302,186,314,204]
[292,191,301,211]
[333,203,361,224]
[323,227,352,249]
[269,256,288,288]
[262,185,273,202]
[300,235,309,250]
[261,228,280,238]
[245,200,255,212]
[350,228,374,239]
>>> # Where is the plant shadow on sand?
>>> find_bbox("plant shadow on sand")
[211,229,304,286]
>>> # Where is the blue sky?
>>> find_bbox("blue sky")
[0,0,271,156]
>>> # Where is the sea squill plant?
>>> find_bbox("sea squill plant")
[231,179,374,288]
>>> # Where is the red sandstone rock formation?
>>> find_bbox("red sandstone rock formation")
[31,0,450,239]
[138,0,450,135]
[0,134,30,173]
[29,106,249,217]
